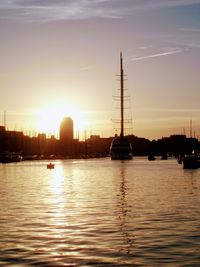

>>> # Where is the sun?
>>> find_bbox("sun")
[36,103,89,137]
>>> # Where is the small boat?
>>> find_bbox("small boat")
[148,154,156,161]
[182,154,199,169]
[177,155,183,164]
[110,52,133,160]
[0,152,22,163]
[47,163,54,169]
[161,153,168,160]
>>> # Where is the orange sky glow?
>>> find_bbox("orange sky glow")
[1,0,200,140]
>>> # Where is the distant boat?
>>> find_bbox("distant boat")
[47,163,54,169]
[0,152,22,163]
[182,154,200,169]
[177,155,183,164]
[110,52,133,160]
[148,154,156,161]
[161,153,168,160]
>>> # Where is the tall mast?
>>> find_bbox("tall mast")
[190,119,192,138]
[4,111,6,130]
[120,52,124,137]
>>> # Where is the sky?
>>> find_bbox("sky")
[0,0,200,140]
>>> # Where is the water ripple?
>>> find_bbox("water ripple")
[1,159,200,266]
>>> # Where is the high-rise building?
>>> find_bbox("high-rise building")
[60,117,74,144]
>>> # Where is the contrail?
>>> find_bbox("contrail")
[127,49,186,62]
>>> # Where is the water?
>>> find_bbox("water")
[0,158,200,266]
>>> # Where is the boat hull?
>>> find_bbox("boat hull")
[110,137,132,160]
[183,155,200,169]
[0,152,22,163]
[110,153,132,160]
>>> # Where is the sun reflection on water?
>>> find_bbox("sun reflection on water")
[50,163,65,196]
[47,162,67,230]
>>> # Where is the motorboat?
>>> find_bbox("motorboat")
[0,152,22,163]
[148,154,156,161]
[182,154,200,169]
[161,153,168,160]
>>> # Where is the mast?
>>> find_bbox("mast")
[190,119,192,138]
[4,111,6,130]
[120,52,124,137]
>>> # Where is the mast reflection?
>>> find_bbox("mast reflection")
[117,162,135,255]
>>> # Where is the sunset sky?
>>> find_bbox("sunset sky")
[1,0,200,140]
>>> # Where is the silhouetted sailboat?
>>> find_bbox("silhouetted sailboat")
[110,52,133,160]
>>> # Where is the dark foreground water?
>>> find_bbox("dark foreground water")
[0,158,200,266]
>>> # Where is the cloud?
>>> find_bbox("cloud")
[139,45,153,50]
[0,0,200,22]
[80,66,91,71]
[133,0,200,10]
[126,48,187,63]
[166,38,200,50]
[181,28,200,32]
[182,43,200,48]
[0,0,125,22]
[136,107,200,114]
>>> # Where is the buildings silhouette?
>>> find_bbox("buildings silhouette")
[0,118,200,160]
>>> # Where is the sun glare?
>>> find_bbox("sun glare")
[36,103,89,137]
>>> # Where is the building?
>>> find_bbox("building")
[60,117,74,144]
[0,126,6,152]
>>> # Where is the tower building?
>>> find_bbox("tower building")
[60,117,74,144]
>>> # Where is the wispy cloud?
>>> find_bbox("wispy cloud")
[165,38,200,50]
[80,66,91,71]
[0,0,200,22]
[133,0,200,10]
[0,0,124,22]
[135,107,200,114]
[139,45,153,50]
[182,43,200,48]
[126,48,187,63]
[181,28,200,32]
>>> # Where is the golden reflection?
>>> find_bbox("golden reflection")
[47,161,66,220]
[47,162,68,241]
[50,163,65,196]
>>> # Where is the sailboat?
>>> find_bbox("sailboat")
[110,52,133,160]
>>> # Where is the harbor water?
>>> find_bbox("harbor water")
[0,158,200,266]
